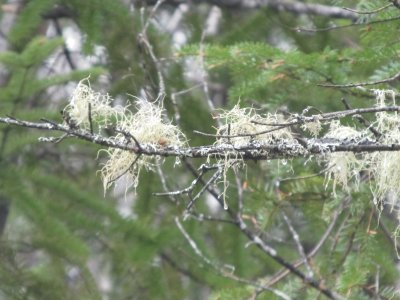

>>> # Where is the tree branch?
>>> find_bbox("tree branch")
[319,71,400,88]
[2,115,400,161]
[145,0,358,20]
[179,159,342,299]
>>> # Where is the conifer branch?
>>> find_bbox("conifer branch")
[342,3,393,15]
[318,71,400,88]
[180,158,343,299]
[3,114,400,160]
[295,15,400,32]
[145,0,358,20]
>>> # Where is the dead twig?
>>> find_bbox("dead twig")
[342,3,392,14]
[319,71,400,88]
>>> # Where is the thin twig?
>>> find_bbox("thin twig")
[186,212,237,225]
[114,127,143,151]
[175,216,212,265]
[155,165,177,203]
[342,3,392,14]
[181,159,341,299]
[194,125,287,138]
[160,252,205,284]
[318,71,400,88]
[154,163,219,196]
[199,26,220,127]
[141,0,165,34]
[374,210,400,254]
[170,84,203,125]
[234,169,244,217]
[282,212,314,278]
[341,98,381,139]
[235,217,342,299]
[336,214,366,268]
[278,166,332,183]
[137,35,166,102]
[266,197,346,286]
[175,217,292,300]
[253,105,400,127]
[295,15,400,33]
[88,103,93,134]
[107,154,141,186]
[138,0,166,102]
[196,105,400,139]
[53,18,76,70]
[185,168,222,212]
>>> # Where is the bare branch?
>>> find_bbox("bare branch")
[236,217,343,299]
[145,0,358,20]
[181,159,342,299]
[318,71,400,88]
[185,168,222,212]
[267,197,345,286]
[234,169,244,217]
[154,164,220,197]
[138,0,166,102]
[4,114,400,162]
[186,212,237,225]
[155,165,177,203]
[175,217,293,300]
[341,98,381,139]
[106,154,141,186]
[342,3,393,15]
[170,84,203,125]
[175,216,212,265]
[282,212,314,278]
[253,105,400,127]
[295,15,400,33]
[278,166,332,183]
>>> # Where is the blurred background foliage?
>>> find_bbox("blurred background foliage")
[0,0,399,299]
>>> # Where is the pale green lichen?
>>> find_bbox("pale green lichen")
[66,80,186,193]
[322,90,400,216]
[214,105,297,209]
[215,104,294,147]
[365,89,400,207]
[64,78,126,131]
[301,116,323,137]
[100,99,186,192]
[323,120,364,195]
[66,79,400,225]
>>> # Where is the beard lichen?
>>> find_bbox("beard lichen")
[66,80,186,193]
[215,104,294,146]
[366,90,400,208]
[100,99,187,192]
[64,78,126,131]
[321,90,400,228]
[66,79,400,230]
[301,115,323,137]
[322,120,364,195]
[213,105,297,209]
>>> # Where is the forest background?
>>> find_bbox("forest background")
[1,0,400,299]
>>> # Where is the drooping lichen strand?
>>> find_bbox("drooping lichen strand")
[66,80,186,193]
[215,105,294,146]
[322,90,400,214]
[323,120,364,195]
[213,105,299,209]
[100,100,186,192]
[65,80,400,218]
[64,79,126,131]
[366,90,400,207]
